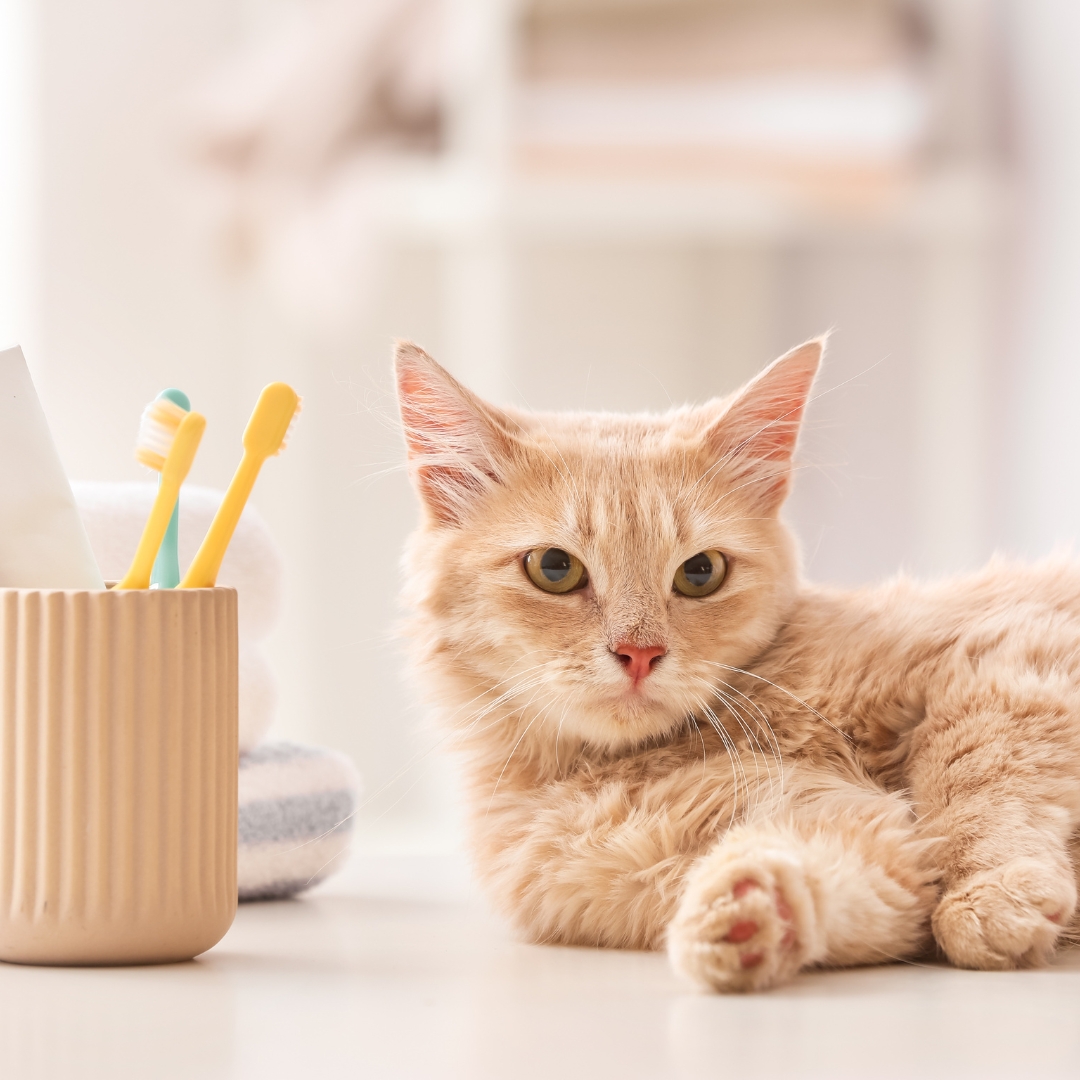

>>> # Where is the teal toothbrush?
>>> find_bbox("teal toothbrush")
[150,388,190,588]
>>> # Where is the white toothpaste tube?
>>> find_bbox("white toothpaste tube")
[0,346,105,588]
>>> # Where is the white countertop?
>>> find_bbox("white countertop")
[3,854,1080,1079]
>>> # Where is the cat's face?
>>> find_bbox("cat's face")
[397,340,821,753]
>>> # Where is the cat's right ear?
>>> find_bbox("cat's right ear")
[394,341,515,525]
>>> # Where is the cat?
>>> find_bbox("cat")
[394,336,1080,992]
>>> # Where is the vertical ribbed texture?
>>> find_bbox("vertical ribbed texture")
[0,587,237,965]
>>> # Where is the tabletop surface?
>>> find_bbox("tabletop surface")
[3,854,1080,1080]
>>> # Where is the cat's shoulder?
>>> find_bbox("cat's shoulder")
[778,554,1080,667]
[795,552,1080,613]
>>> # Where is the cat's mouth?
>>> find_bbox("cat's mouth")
[617,678,661,701]
[609,674,668,710]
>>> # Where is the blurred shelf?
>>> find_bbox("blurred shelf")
[380,158,1010,246]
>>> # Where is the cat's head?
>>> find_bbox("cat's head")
[396,339,822,753]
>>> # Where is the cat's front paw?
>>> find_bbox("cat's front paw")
[667,843,819,992]
[932,857,1076,970]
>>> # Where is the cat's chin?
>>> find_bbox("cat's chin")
[566,694,686,753]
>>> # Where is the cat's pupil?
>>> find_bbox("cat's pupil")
[683,553,713,587]
[540,548,573,582]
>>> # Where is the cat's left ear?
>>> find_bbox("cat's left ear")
[703,337,824,510]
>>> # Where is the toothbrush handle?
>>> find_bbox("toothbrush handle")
[180,450,264,589]
[151,482,181,589]
[116,475,183,590]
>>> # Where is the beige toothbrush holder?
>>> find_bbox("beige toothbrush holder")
[0,586,238,965]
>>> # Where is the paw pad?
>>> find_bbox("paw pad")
[668,855,810,992]
[724,920,759,944]
[732,878,758,899]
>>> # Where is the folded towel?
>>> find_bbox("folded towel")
[238,741,360,901]
[72,481,284,641]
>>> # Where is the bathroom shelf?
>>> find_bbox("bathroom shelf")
[382,158,1008,244]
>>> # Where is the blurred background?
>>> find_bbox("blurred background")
[1,0,1078,851]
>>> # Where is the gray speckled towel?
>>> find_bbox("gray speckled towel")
[238,741,361,901]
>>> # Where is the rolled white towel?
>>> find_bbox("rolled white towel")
[239,640,278,752]
[237,741,360,901]
[72,481,284,642]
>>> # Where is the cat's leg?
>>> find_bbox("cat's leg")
[908,672,1080,970]
[667,772,936,992]
[474,761,736,953]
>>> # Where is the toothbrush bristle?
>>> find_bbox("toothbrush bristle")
[135,397,188,472]
[272,395,302,456]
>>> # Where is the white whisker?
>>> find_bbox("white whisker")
[700,660,850,743]
[715,680,786,796]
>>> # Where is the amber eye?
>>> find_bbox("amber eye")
[524,547,588,594]
[673,550,727,598]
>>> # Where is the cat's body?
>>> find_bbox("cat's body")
[396,338,1080,991]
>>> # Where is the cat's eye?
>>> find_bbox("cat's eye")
[673,550,728,598]
[524,547,588,594]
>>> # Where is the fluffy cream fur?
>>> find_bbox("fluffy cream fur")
[395,337,1080,992]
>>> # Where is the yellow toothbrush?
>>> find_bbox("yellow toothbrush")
[117,402,207,590]
[180,382,300,589]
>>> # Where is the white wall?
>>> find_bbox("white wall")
[0,0,35,352]
[1002,0,1080,557]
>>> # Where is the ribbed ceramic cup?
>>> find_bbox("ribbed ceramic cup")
[0,586,238,965]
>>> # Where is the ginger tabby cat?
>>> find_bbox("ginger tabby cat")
[396,337,1080,991]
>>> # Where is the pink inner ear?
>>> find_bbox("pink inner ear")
[396,347,504,525]
[733,387,809,462]
[716,341,821,464]
[704,340,821,507]
[399,368,458,455]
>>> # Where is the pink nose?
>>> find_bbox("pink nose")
[614,643,666,685]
